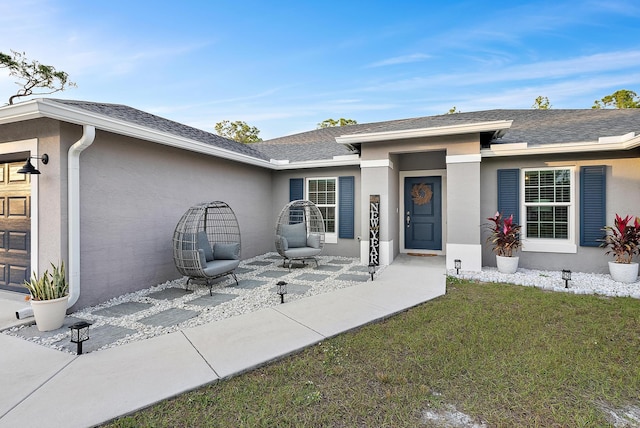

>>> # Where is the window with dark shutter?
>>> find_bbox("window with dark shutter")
[580,165,606,247]
[338,176,355,239]
[497,169,520,224]
[289,178,304,201]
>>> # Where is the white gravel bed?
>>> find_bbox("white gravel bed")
[448,266,640,299]
[4,253,385,353]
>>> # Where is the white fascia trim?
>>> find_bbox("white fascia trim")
[270,158,361,170]
[0,100,275,169]
[360,159,394,169]
[335,120,513,144]
[482,135,640,157]
[446,154,481,164]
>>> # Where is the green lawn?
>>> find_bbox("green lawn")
[105,278,640,427]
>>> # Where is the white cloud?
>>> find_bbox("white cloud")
[366,53,431,68]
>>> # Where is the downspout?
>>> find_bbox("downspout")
[66,125,96,309]
[16,125,95,320]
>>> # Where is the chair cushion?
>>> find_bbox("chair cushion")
[281,222,306,248]
[307,233,321,249]
[197,248,208,267]
[277,235,288,251]
[213,242,240,260]
[197,231,214,262]
[284,247,322,258]
[202,259,240,277]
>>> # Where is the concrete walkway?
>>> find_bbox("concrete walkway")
[0,254,446,428]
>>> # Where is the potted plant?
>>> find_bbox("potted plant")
[601,214,640,283]
[486,211,522,274]
[23,261,69,331]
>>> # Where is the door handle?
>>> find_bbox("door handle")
[406,211,411,227]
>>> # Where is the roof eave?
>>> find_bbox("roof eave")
[270,158,361,170]
[481,137,640,157]
[335,120,514,144]
[0,99,274,169]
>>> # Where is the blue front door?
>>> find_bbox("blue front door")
[404,176,442,250]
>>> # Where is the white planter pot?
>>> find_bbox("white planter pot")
[30,295,69,332]
[496,255,519,274]
[608,262,639,284]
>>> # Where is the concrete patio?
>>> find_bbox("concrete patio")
[0,254,446,428]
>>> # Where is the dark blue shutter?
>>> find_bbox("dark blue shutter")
[580,165,606,247]
[289,178,303,201]
[338,176,355,239]
[497,169,520,224]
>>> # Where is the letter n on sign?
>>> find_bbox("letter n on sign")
[369,195,380,266]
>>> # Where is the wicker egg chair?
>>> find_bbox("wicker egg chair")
[274,200,325,270]
[173,201,241,295]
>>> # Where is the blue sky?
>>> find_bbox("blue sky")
[2,0,640,139]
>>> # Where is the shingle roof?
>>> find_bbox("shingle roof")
[46,100,640,164]
[49,99,270,161]
[254,109,640,162]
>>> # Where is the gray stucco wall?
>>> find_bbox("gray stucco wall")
[271,166,361,257]
[447,161,481,245]
[480,149,640,274]
[0,118,68,277]
[69,126,274,309]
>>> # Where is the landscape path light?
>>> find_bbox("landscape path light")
[454,259,462,275]
[277,281,287,304]
[562,269,571,289]
[69,320,92,355]
[368,263,377,281]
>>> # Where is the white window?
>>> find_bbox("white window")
[307,177,337,243]
[522,167,577,253]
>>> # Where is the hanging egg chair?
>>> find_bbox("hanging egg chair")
[274,200,325,270]
[172,201,241,294]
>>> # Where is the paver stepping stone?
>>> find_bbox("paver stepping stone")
[246,260,272,266]
[233,267,254,274]
[148,288,193,300]
[295,273,329,282]
[139,308,200,327]
[11,316,87,340]
[336,273,369,282]
[93,302,153,317]
[231,279,268,289]
[189,293,238,307]
[327,258,352,264]
[273,283,311,295]
[257,270,289,278]
[56,324,137,353]
[349,265,370,272]
[314,264,342,272]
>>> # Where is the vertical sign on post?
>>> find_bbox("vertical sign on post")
[369,195,380,266]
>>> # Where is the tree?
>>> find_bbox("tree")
[592,89,640,109]
[317,118,358,128]
[0,50,76,105]
[446,106,461,114]
[214,120,262,143]
[532,96,551,109]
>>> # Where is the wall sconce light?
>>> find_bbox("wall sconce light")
[562,269,571,288]
[69,320,92,355]
[368,263,377,281]
[277,281,287,304]
[454,259,462,275]
[17,154,48,175]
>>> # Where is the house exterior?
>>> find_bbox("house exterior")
[0,99,638,311]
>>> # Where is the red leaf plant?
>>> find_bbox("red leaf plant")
[486,211,522,257]
[601,214,640,264]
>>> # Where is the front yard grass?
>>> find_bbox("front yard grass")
[105,278,640,427]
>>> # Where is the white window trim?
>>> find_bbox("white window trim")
[521,166,577,254]
[306,177,338,244]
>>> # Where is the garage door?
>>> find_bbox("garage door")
[0,161,31,293]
